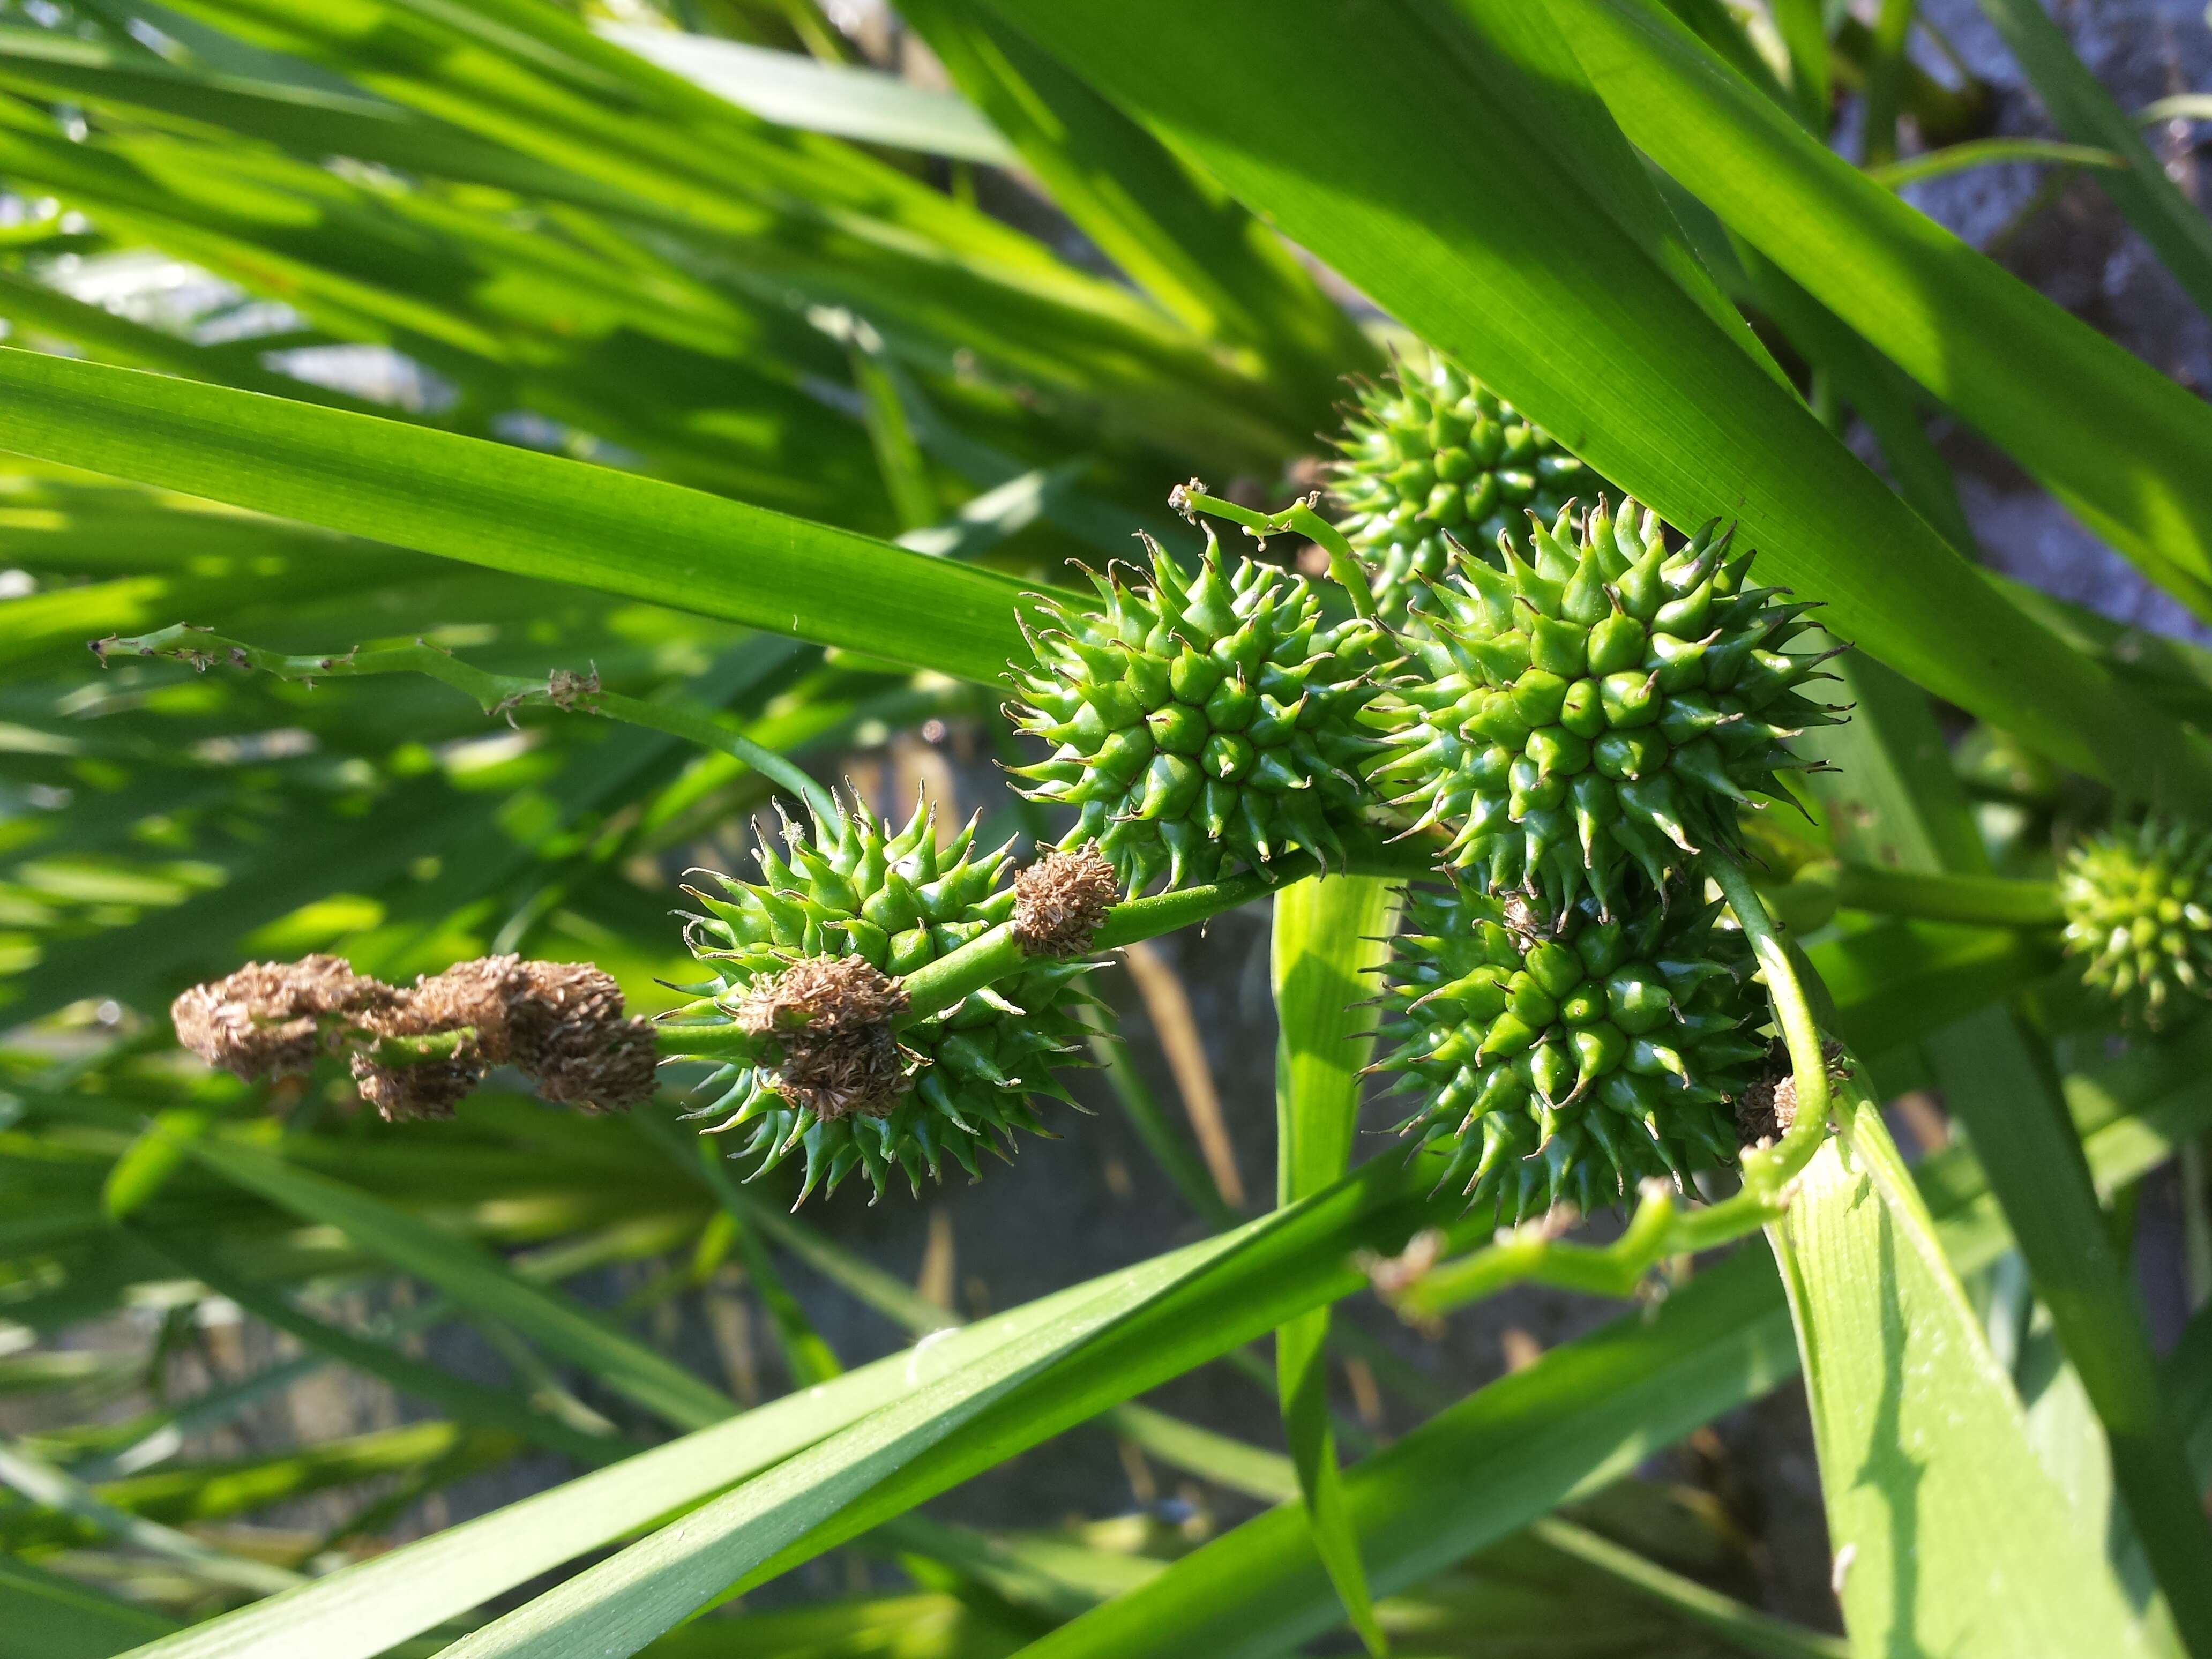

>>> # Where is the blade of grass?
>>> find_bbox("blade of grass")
[1868,136,2124,188]
[1001,1027,2212,1659]
[1770,0,1833,131]
[0,349,1053,684]
[1269,875,1398,1656]
[0,1552,180,1659]
[139,1232,627,1467]
[0,1439,302,1599]
[594,26,1017,165]
[894,0,1376,416]
[109,1141,1473,1659]
[181,1131,738,1433]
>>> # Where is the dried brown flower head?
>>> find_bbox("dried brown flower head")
[1011,843,1118,958]
[171,950,658,1118]
[1735,1040,1848,1147]
[349,1050,483,1122]
[170,954,391,1080]
[735,954,910,1120]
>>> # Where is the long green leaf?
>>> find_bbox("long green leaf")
[111,1146,1468,1659]
[0,1554,179,1659]
[184,1132,737,1432]
[0,349,1046,683]
[1269,876,1397,1655]
[1800,621,2212,1640]
[977,0,2212,810]
[1768,1080,2150,1656]
[1548,0,2212,622]
[595,27,1018,165]
[895,0,1374,417]
[141,1231,626,1467]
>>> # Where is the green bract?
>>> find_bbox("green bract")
[1370,500,1838,913]
[1008,530,1391,893]
[2060,818,2212,1027]
[1330,353,1597,625]
[668,796,1094,1201]
[1379,880,1766,1224]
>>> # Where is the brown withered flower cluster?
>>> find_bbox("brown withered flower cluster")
[171,953,658,1120]
[1011,843,1118,959]
[734,953,910,1120]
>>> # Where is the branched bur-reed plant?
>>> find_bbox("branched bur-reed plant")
[170,491,1844,1239]
[18,4,2212,1653]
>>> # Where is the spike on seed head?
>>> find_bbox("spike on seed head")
[1012,843,1118,958]
[1366,496,1838,912]
[1006,527,1387,896]
[1323,349,1606,627]
[1379,877,1766,1227]
[664,794,1099,1201]
[2059,816,2212,1027]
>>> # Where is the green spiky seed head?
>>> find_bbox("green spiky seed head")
[1009,529,1391,894]
[1379,880,1767,1224]
[1369,500,1839,914]
[2060,818,2212,1027]
[668,794,1095,1202]
[1329,352,1598,626]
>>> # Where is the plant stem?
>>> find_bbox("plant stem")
[361,1028,479,1068]
[99,625,839,819]
[1170,481,1378,621]
[1707,846,1832,1196]
[1827,862,2062,926]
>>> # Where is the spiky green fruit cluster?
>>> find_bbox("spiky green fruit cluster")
[1329,354,1597,625]
[672,796,1093,1201]
[1370,500,1836,914]
[1008,531,1391,894]
[2060,818,2212,1027]
[1379,880,1766,1223]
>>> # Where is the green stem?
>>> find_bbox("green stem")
[1705,845,1832,1195]
[359,1028,479,1068]
[1829,862,2063,926]
[99,625,839,820]
[1170,481,1379,621]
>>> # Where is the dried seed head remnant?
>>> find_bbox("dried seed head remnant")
[170,954,392,1080]
[1012,843,1118,958]
[736,954,910,1120]
[1735,1039,1848,1147]
[170,951,659,1118]
[403,956,656,1109]
[349,1051,484,1122]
